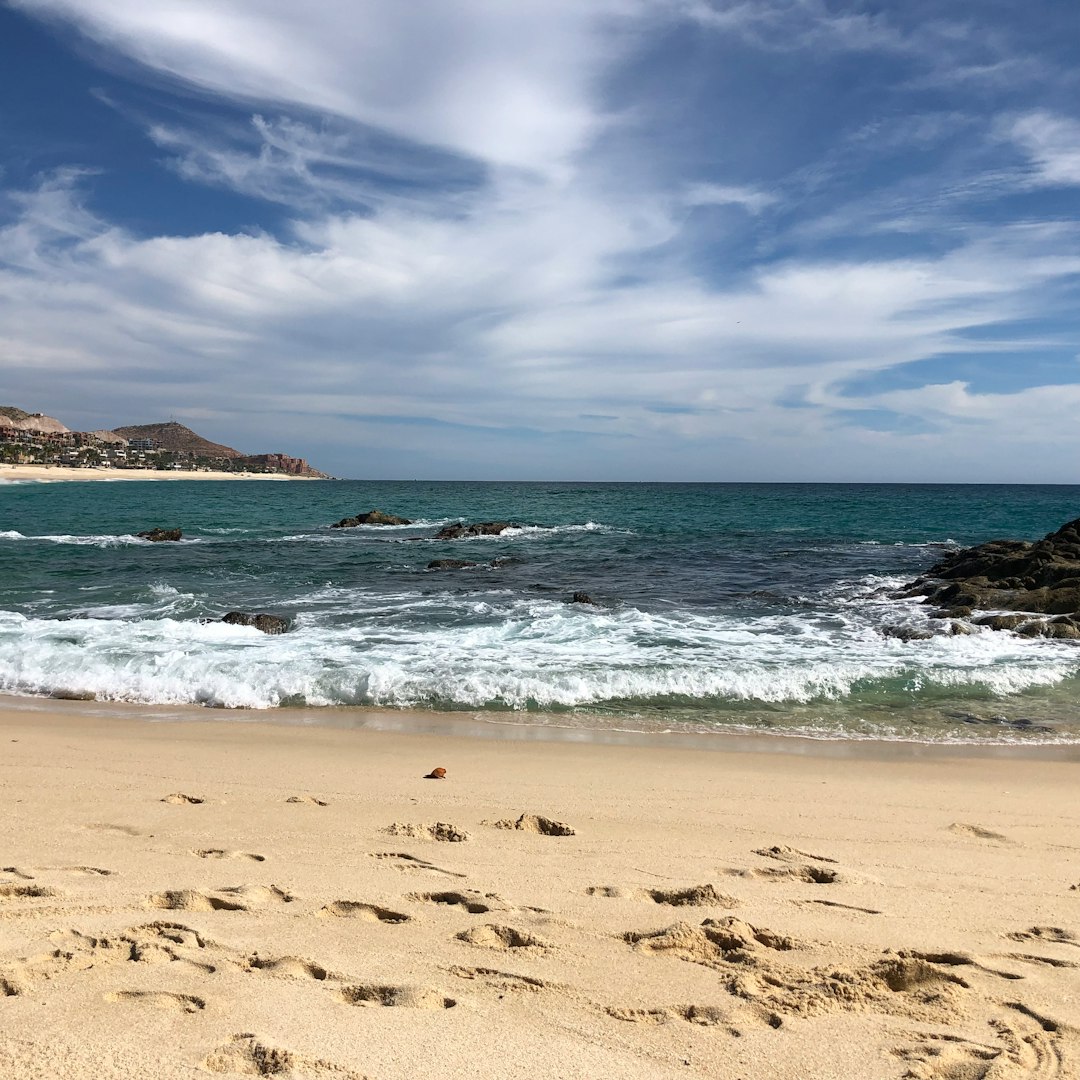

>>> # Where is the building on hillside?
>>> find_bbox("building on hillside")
[243,453,320,476]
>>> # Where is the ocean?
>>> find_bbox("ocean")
[1,479,1079,744]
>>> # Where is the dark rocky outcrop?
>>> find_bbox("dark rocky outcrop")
[331,509,412,528]
[427,559,480,570]
[221,611,290,635]
[570,592,597,605]
[433,522,516,540]
[896,516,1080,635]
[137,528,183,542]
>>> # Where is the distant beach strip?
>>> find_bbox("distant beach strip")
[1,465,321,483]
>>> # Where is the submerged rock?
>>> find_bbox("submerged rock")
[221,611,290,635]
[896,516,1080,634]
[427,559,480,570]
[137,527,182,542]
[570,592,597,605]
[434,522,516,540]
[331,509,411,528]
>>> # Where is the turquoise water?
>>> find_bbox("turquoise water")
[1,479,1079,743]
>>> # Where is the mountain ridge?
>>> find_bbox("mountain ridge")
[111,422,244,459]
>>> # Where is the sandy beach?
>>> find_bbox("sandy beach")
[0,700,1076,1079]
[0,465,319,483]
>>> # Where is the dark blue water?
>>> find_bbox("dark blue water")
[2,479,1079,743]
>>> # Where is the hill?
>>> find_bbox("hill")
[0,406,69,433]
[112,422,244,459]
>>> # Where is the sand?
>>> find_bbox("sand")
[0,465,319,483]
[1,700,1077,1079]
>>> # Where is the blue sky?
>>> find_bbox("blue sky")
[2,0,1080,481]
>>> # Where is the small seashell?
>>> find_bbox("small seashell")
[424,767,448,780]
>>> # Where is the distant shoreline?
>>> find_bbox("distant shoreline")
[0,464,324,483]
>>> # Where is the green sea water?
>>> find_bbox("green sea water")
[1,479,1079,743]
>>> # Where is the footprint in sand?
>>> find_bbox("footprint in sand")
[0,867,34,880]
[39,922,220,978]
[406,890,504,914]
[896,949,1023,982]
[318,901,412,923]
[147,885,294,913]
[797,899,882,915]
[891,1032,1007,1078]
[754,845,838,864]
[1004,952,1080,969]
[62,866,116,876]
[1006,926,1079,948]
[948,822,1011,843]
[0,883,60,900]
[39,922,342,990]
[161,793,205,805]
[370,851,467,878]
[204,1034,364,1080]
[455,924,552,952]
[728,864,842,884]
[85,823,145,837]
[893,1002,1066,1078]
[285,795,328,806]
[192,849,266,863]
[605,1004,740,1032]
[105,990,206,1013]
[587,884,738,907]
[338,983,456,1009]
[484,814,575,836]
[245,955,330,981]
[382,822,470,842]
[448,966,556,993]
[148,890,247,913]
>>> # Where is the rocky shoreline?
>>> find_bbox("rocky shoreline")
[896,516,1080,640]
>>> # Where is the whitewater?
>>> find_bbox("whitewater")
[1,479,1079,743]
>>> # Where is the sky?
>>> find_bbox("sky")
[2,1,1080,482]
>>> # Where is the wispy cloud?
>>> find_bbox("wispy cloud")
[2,0,1080,479]
[1008,112,1080,187]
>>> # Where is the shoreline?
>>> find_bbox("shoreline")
[5,692,1080,762]
[0,702,1076,1079]
[0,464,322,482]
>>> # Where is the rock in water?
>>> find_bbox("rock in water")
[896,516,1080,632]
[570,592,596,605]
[434,522,516,540]
[137,528,183,542]
[427,559,480,570]
[221,611,289,635]
[331,509,411,528]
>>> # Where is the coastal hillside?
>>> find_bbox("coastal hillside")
[0,408,328,477]
[112,421,243,459]
[0,406,68,433]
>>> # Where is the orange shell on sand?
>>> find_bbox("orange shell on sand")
[424,767,447,779]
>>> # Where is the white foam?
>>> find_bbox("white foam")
[0,595,1075,713]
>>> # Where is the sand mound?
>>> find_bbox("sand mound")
[382,822,469,842]
[486,814,575,836]
[456,924,551,951]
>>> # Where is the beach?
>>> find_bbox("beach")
[1,699,1076,1079]
[1,465,318,483]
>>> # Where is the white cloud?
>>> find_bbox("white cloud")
[14,0,645,173]
[683,182,776,213]
[3,163,1080,479]
[1009,111,1080,186]
[4,1,1080,480]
